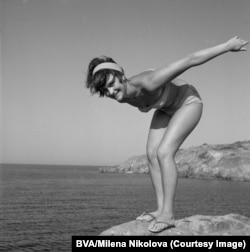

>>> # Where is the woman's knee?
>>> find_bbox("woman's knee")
[146,146,158,164]
[156,146,176,164]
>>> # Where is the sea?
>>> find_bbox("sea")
[1,164,250,251]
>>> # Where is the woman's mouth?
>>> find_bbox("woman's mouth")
[114,92,119,99]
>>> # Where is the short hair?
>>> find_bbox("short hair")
[85,56,125,97]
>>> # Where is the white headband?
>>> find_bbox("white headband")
[92,62,123,76]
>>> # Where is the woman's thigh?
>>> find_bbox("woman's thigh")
[158,103,203,156]
[146,110,171,155]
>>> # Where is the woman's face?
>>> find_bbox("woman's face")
[104,74,126,102]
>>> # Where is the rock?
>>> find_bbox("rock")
[100,214,250,236]
[99,141,250,181]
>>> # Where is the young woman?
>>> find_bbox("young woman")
[86,36,248,233]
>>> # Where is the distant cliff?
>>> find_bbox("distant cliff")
[99,141,250,181]
[100,214,250,236]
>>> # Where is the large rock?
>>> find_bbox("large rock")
[100,214,250,236]
[99,141,250,181]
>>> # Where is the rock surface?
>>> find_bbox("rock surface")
[99,141,250,181]
[100,214,250,236]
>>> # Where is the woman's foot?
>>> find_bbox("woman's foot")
[136,210,160,222]
[148,214,175,233]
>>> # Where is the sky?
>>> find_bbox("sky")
[1,0,250,166]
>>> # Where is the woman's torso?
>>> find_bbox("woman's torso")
[126,72,190,110]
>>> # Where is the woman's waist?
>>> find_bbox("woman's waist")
[160,82,187,109]
[161,84,202,111]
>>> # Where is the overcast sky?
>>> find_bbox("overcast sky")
[1,0,250,165]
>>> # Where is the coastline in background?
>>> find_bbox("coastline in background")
[100,141,250,181]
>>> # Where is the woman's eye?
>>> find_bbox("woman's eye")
[108,81,114,87]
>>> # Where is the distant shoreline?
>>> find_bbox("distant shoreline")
[99,141,250,182]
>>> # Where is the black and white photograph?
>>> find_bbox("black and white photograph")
[1,0,250,251]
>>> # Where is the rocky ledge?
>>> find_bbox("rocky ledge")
[100,214,250,236]
[99,141,250,181]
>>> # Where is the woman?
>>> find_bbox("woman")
[86,36,248,233]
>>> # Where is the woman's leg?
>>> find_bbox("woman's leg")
[145,110,171,217]
[150,103,203,230]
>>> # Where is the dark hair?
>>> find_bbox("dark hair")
[85,56,125,97]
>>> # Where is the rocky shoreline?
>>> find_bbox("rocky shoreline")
[99,141,250,181]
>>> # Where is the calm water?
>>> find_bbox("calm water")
[1,164,250,251]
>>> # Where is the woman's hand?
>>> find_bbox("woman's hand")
[226,36,249,52]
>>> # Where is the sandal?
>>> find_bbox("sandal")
[148,220,175,233]
[136,212,156,222]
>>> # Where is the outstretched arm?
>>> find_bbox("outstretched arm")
[144,36,249,91]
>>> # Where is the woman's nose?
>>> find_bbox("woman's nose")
[107,87,115,96]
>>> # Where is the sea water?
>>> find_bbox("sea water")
[1,164,249,251]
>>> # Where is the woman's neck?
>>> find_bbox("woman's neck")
[122,81,140,101]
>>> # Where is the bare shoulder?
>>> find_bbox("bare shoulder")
[129,69,155,79]
[129,69,155,88]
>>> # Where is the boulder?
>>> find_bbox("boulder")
[100,214,250,236]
